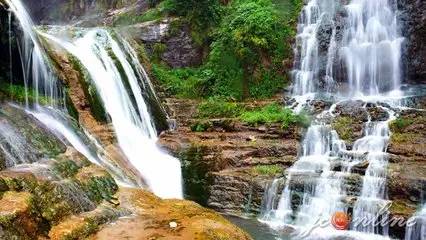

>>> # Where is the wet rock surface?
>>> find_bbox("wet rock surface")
[398,0,426,84]
[122,18,203,68]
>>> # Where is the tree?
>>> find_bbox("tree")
[208,0,286,99]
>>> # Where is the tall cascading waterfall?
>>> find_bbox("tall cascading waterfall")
[2,0,183,199]
[40,29,183,199]
[261,0,405,239]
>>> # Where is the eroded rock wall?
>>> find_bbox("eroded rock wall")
[398,0,426,84]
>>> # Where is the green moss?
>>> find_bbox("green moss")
[390,133,420,143]
[113,4,166,26]
[332,117,355,142]
[389,200,416,217]
[252,165,282,176]
[81,175,118,203]
[59,207,124,240]
[390,117,414,132]
[179,145,211,205]
[53,160,80,178]
[240,103,310,129]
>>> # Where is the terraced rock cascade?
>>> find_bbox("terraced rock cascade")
[260,0,423,239]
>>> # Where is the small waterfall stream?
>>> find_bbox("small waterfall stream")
[406,206,426,240]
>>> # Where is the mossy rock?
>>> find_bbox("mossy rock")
[0,191,39,239]
[76,166,119,203]
[331,116,363,143]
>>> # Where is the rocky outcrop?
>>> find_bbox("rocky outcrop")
[0,105,252,239]
[398,0,426,84]
[92,188,252,240]
[121,19,203,68]
[158,97,302,215]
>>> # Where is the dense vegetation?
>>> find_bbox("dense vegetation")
[138,0,303,100]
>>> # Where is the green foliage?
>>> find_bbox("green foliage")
[53,160,80,178]
[240,103,309,129]
[203,0,296,99]
[180,145,211,205]
[164,0,222,31]
[0,82,51,105]
[190,120,213,132]
[390,117,413,132]
[152,43,167,62]
[197,97,243,118]
[252,165,282,176]
[151,64,207,98]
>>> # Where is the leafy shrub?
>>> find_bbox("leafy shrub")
[204,0,296,99]
[197,97,243,118]
[240,103,309,128]
[151,64,207,98]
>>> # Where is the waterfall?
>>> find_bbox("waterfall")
[5,0,63,107]
[3,0,183,199]
[40,29,183,199]
[406,206,426,240]
[261,0,407,239]
[0,120,38,167]
[291,0,403,103]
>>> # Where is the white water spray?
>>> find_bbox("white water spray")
[41,30,183,199]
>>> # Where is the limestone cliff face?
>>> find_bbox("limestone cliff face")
[398,0,426,84]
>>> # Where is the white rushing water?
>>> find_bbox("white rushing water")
[41,30,183,199]
[261,0,406,239]
[292,0,403,103]
[5,0,63,107]
[0,120,38,167]
[406,206,426,240]
[5,0,182,199]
